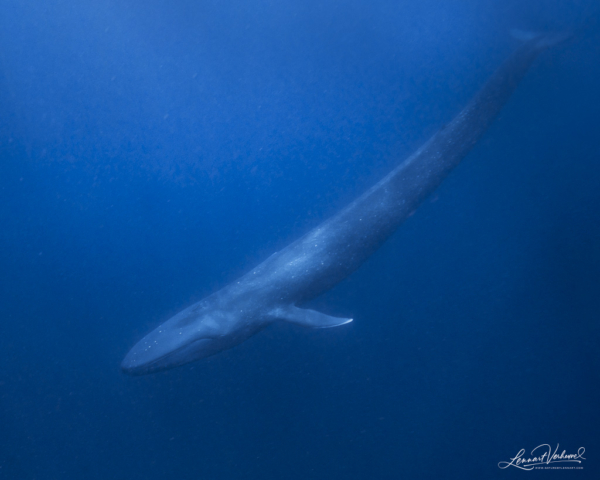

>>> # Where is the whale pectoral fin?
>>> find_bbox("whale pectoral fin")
[273,306,353,329]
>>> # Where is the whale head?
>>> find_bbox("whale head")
[121,298,248,375]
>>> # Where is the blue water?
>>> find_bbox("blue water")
[1,1,599,478]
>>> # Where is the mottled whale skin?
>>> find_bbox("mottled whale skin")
[122,34,562,375]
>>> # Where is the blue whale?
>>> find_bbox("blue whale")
[122,33,564,375]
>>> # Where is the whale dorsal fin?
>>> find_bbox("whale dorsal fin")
[271,306,352,329]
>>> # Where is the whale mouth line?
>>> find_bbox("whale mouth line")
[121,338,210,376]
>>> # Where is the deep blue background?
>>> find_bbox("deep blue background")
[0,1,599,478]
